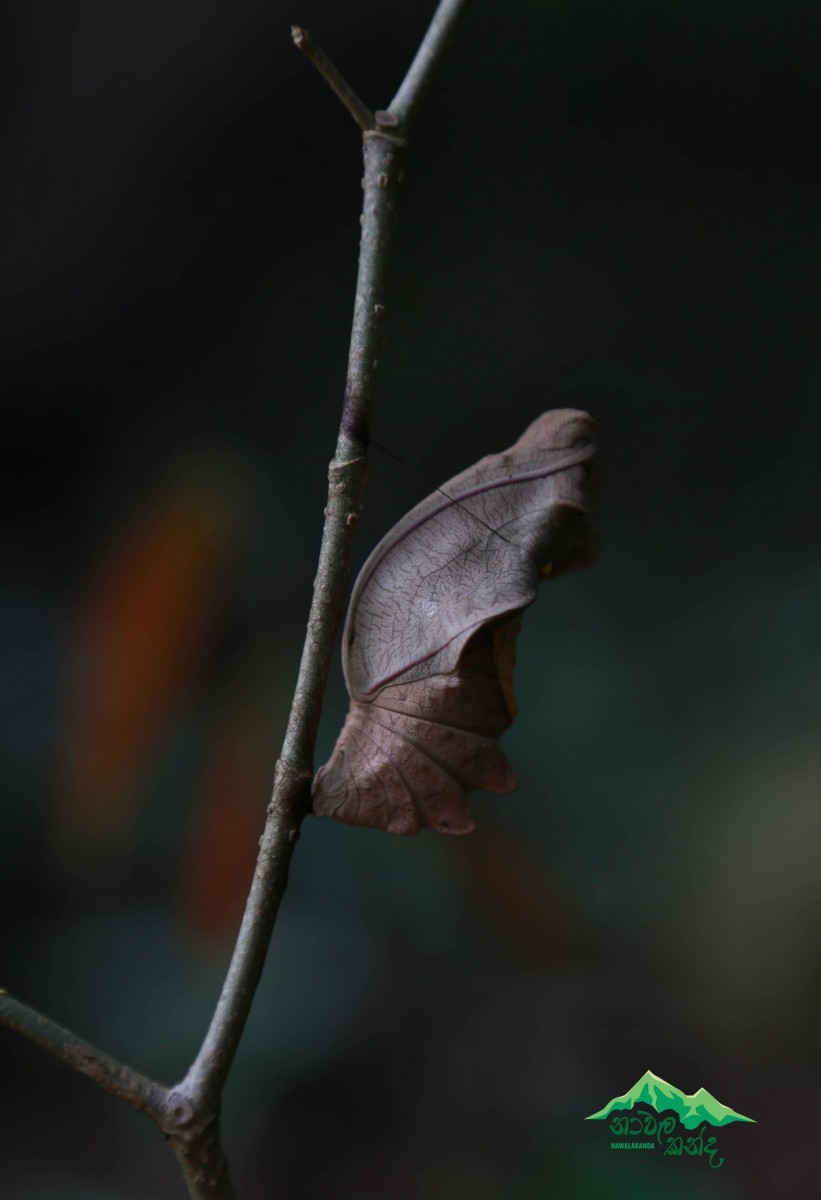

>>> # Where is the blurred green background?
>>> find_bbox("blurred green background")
[2,1,819,1197]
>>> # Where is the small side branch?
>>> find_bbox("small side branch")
[0,990,166,1120]
[389,0,469,124]
[291,26,375,130]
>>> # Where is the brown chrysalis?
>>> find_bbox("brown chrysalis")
[312,408,597,835]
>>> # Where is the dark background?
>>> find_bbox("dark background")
[2,1,819,1197]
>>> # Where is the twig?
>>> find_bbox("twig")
[0,989,236,1192]
[291,26,375,130]
[0,3,470,1197]
[0,990,166,1119]
[181,0,471,1118]
[389,0,468,124]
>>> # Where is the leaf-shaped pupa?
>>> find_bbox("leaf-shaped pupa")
[312,408,597,835]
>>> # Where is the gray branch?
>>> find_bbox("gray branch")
[389,0,468,124]
[0,3,471,1196]
[291,26,375,130]
[180,1,472,1122]
[0,990,166,1120]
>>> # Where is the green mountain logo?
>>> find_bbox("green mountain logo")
[586,1070,755,1129]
